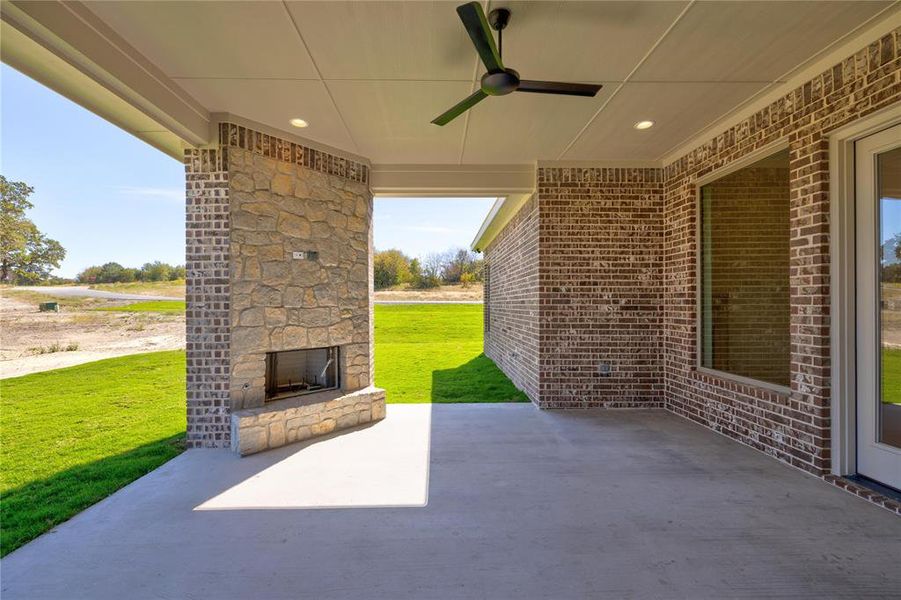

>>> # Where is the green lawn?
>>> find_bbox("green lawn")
[90,279,186,298]
[882,347,901,404]
[0,351,186,556]
[95,300,186,313]
[374,303,528,403]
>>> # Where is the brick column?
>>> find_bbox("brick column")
[185,148,231,447]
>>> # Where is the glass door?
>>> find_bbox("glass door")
[855,123,901,490]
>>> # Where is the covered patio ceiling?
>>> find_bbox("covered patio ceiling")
[1,1,897,170]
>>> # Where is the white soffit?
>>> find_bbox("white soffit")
[565,81,768,161]
[327,80,473,164]
[181,79,357,154]
[633,1,891,83]
[83,1,319,79]
[285,1,474,81]
[461,83,617,164]
[17,0,899,166]
[470,193,531,252]
[461,1,690,82]
[370,164,535,197]
[0,20,184,158]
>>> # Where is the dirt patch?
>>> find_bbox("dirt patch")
[375,283,483,302]
[0,290,184,379]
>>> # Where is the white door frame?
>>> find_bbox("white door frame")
[829,104,901,477]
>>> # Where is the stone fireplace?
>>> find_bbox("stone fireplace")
[187,120,385,455]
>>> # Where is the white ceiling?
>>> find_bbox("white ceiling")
[84,0,894,165]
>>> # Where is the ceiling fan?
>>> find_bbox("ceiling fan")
[431,2,602,126]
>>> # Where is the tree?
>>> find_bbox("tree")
[77,261,186,283]
[169,264,186,280]
[0,176,66,284]
[373,249,412,290]
[412,253,443,289]
[76,265,103,284]
[407,257,438,289]
[141,261,172,282]
[440,248,481,283]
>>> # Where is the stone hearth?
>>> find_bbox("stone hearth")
[231,386,386,456]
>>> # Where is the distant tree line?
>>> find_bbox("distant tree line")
[1,176,66,284]
[883,233,901,283]
[76,261,186,284]
[374,248,483,291]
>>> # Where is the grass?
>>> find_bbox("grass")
[95,300,186,314]
[882,347,901,404]
[0,351,187,556]
[89,279,185,298]
[374,303,528,403]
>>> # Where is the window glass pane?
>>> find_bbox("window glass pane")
[878,146,901,447]
[700,150,791,387]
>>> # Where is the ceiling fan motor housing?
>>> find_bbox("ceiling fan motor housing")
[481,69,520,96]
[488,8,511,31]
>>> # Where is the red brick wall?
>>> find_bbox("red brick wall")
[701,165,791,386]
[482,29,900,477]
[664,29,901,475]
[538,168,664,408]
[484,196,540,403]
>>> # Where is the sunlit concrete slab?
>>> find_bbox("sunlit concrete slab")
[197,404,430,510]
[2,405,900,600]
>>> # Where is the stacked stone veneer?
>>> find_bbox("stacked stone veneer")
[227,145,372,408]
[232,387,385,456]
[484,28,901,479]
[186,122,383,452]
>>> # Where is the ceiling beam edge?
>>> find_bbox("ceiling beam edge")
[1,0,211,150]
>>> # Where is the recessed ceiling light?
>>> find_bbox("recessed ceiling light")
[633,120,654,130]
[289,118,309,128]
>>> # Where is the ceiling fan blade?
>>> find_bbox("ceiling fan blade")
[517,81,603,97]
[456,2,503,73]
[431,90,489,126]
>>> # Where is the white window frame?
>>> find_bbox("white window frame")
[829,105,901,477]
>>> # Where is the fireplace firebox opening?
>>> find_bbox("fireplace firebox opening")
[265,346,340,402]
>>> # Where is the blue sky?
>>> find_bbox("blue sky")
[1,64,494,278]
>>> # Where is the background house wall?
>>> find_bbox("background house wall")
[483,195,540,404]
[483,27,901,476]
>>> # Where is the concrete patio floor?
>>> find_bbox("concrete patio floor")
[2,404,899,599]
